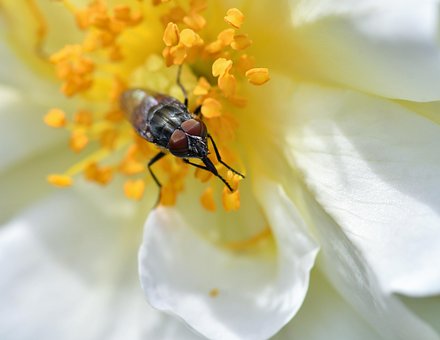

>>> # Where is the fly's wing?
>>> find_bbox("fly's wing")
[120,88,156,120]
[120,88,191,146]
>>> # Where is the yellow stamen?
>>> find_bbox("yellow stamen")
[26,0,47,56]
[218,72,236,98]
[84,162,113,185]
[200,187,216,211]
[224,8,244,29]
[223,227,272,251]
[180,28,202,47]
[231,34,252,50]
[212,58,232,77]
[42,2,269,211]
[183,12,206,31]
[222,187,240,211]
[124,179,145,200]
[44,108,67,128]
[201,98,222,118]
[209,288,220,298]
[245,68,270,85]
[47,174,73,187]
[73,110,93,126]
[217,29,235,46]
[193,77,211,96]
[160,185,178,206]
[163,22,180,46]
[69,130,89,153]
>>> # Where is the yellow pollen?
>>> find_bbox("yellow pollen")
[237,54,255,74]
[195,167,213,182]
[217,29,235,46]
[69,130,89,153]
[124,179,146,200]
[222,187,240,211]
[42,1,269,211]
[212,58,232,77]
[224,8,244,29]
[245,68,270,85]
[183,12,206,31]
[73,110,93,126]
[84,162,113,185]
[44,108,67,128]
[218,72,236,98]
[200,187,216,211]
[223,227,272,251]
[180,28,202,47]
[209,288,220,298]
[160,185,178,206]
[231,34,252,50]
[201,98,222,118]
[47,174,73,187]
[193,77,211,96]
[163,22,180,46]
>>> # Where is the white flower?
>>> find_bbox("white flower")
[1,1,439,340]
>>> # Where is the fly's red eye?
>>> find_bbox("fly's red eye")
[181,119,207,138]
[168,129,189,156]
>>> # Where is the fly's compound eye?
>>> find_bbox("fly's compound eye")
[181,119,207,138]
[168,129,189,157]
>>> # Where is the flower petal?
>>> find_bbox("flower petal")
[292,0,440,101]
[0,85,67,173]
[248,0,440,101]
[274,269,380,340]
[0,188,200,340]
[300,190,440,340]
[139,179,318,340]
[283,83,440,296]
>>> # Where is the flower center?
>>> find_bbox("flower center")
[42,0,269,212]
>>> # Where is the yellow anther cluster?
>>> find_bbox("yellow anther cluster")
[44,108,67,128]
[41,0,269,210]
[50,45,95,97]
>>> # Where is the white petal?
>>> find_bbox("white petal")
[402,295,440,335]
[300,190,439,340]
[274,269,379,340]
[139,179,318,340]
[0,188,200,340]
[283,83,440,296]
[248,0,440,101]
[292,0,440,101]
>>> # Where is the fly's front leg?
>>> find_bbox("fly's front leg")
[183,158,233,192]
[207,134,245,178]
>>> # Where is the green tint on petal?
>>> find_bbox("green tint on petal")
[273,269,379,340]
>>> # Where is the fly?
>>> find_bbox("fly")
[120,66,245,199]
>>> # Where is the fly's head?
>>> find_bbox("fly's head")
[168,119,208,159]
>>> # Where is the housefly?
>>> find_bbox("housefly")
[120,66,244,196]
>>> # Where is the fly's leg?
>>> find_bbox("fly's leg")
[183,158,233,192]
[176,65,188,108]
[208,134,245,178]
[148,151,167,205]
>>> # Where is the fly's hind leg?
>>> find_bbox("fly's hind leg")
[148,151,167,206]
[208,134,245,178]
